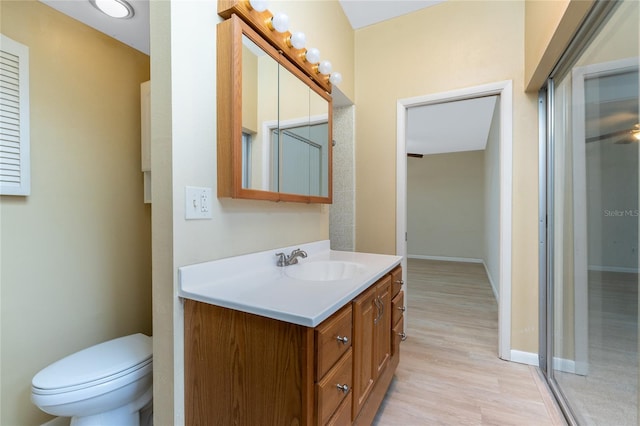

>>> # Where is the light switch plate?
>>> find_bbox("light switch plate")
[185,186,213,219]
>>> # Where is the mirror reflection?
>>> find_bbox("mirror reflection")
[241,35,330,197]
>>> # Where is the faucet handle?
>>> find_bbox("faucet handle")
[275,252,286,267]
[291,248,308,258]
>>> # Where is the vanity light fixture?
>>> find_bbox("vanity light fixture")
[304,47,320,64]
[90,0,134,19]
[317,60,332,75]
[248,0,268,13]
[288,32,306,50]
[268,12,290,33]
[220,1,342,90]
[632,124,640,141]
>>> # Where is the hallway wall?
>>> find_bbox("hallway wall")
[484,100,501,296]
[407,151,485,260]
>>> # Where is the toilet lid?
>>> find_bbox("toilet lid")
[32,333,152,391]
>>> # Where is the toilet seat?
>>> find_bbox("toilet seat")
[31,334,152,406]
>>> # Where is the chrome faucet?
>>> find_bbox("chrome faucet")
[275,248,308,267]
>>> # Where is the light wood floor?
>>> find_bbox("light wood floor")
[554,270,638,425]
[373,259,566,425]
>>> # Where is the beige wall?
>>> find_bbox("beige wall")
[354,1,541,352]
[150,1,355,424]
[407,151,485,260]
[277,0,355,102]
[0,1,152,424]
[524,0,594,91]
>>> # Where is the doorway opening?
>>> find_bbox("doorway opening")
[396,81,513,360]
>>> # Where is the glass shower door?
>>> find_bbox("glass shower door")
[547,1,639,424]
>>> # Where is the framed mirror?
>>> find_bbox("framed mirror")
[217,14,333,203]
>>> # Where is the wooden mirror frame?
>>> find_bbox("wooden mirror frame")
[217,14,333,204]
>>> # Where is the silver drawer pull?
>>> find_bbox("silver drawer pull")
[336,384,349,394]
[399,332,407,342]
[397,306,406,312]
[396,279,404,285]
[336,336,349,344]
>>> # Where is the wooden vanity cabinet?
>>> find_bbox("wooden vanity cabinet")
[184,300,315,425]
[184,266,403,426]
[352,275,391,422]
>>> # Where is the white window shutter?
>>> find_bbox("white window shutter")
[0,34,30,196]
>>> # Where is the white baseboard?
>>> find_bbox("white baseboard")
[408,254,483,263]
[482,261,499,302]
[510,350,539,367]
[552,356,576,374]
[588,265,639,273]
[509,352,581,375]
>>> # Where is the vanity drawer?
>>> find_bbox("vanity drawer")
[315,304,352,380]
[392,316,405,358]
[326,391,352,426]
[392,290,405,327]
[316,349,352,426]
[391,266,403,297]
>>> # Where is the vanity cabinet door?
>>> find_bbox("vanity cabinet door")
[352,284,377,419]
[374,276,391,378]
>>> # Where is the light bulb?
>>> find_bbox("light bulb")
[305,47,320,64]
[91,0,134,18]
[318,60,332,75]
[271,12,289,33]
[248,0,268,12]
[289,32,306,49]
[329,72,342,85]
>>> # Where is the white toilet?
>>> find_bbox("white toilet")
[31,333,153,426]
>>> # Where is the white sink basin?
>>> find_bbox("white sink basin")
[285,260,366,282]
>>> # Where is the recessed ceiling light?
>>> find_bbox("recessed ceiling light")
[90,0,135,19]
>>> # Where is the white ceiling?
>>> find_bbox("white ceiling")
[37,0,447,56]
[338,0,445,29]
[407,96,498,156]
[340,0,445,30]
[39,0,496,156]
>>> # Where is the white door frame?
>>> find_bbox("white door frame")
[396,81,513,360]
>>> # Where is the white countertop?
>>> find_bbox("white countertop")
[178,240,402,327]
